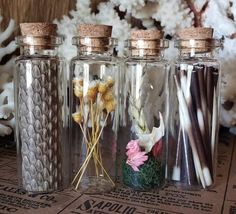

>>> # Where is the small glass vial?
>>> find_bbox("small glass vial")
[15,23,69,194]
[70,24,119,194]
[168,27,221,189]
[120,30,169,191]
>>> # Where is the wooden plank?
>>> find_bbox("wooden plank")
[0,0,75,35]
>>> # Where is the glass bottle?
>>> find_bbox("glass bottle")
[168,27,222,189]
[15,23,69,194]
[120,30,169,191]
[70,24,119,194]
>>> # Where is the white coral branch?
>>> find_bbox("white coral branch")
[0,17,16,137]
[0,117,15,136]
[0,41,17,61]
[0,123,12,136]
[55,0,131,58]
[54,0,236,133]
[0,19,15,44]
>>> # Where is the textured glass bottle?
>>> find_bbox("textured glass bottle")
[120,30,169,191]
[15,23,69,194]
[70,24,119,193]
[168,27,221,189]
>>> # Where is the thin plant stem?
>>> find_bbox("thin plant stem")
[73,113,110,189]
[71,122,91,184]
[90,99,99,176]
[99,148,104,176]
[90,100,95,141]
[94,107,101,173]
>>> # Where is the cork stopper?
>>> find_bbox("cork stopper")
[78,24,112,37]
[20,23,57,36]
[76,24,113,54]
[18,23,60,48]
[131,29,162,40]
[177,27,213,39]
[130,29,164,57]
[177,27,214,53]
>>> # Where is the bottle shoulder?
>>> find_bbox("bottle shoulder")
[70,55,119,65]
[175,57,220,66]
[125,58,169,66]
[15,55,64,62]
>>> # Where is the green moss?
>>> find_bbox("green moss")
[122,155,165,191]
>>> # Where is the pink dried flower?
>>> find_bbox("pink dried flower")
[126,140,140,156]
[126,151,148,171]
[126,140,148,171]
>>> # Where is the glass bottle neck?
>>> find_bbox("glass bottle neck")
[16,35,63,57]
[128,50,164,60]
[175,38,221,60]
[73,37,116,58]
[77,46,114,58]
[20,45,59,56]
[126,39,168,60]
[178,49,214,60]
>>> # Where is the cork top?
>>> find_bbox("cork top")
[177,27,213,39]
[20,23,57,36]
[131,29,163,40]
[78,24,112,37]
[129,30,167,57]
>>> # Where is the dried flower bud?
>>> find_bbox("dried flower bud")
[87,87,98,100]
[72,112,83,123]
[103,91,114,101]
[98,82,108,94]
[105,100,116,112]
[73,78,83,86]
[86,81,98,100]
[74,86,83,98]
[106,76,115,87]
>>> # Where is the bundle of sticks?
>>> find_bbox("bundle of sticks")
[171,63,219,188]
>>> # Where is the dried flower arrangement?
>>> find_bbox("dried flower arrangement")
[122,105,165,190]
[71,75,116,190]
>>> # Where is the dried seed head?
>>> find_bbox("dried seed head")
[98,82,108,94]
[73,78,83,87]
[72,112,83,123]
[72,78,79,84]
[79,79,83,86]
[106,76,115,87]
[74,86,83,98]
[103,91,114,101]
[87,86,98,100]
[105,100,116,112]
[87,81,98,100]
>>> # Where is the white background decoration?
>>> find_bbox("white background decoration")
[0,17,17,136]
[2,0,236,136]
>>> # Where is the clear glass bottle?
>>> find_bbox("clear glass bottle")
[168,27,222,189]
[70,24,119,194]
[15,23,69,194]
[120,30,169,191]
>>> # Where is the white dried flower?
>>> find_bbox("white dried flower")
[137,112,165,153]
